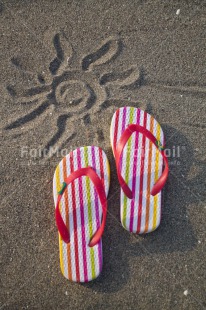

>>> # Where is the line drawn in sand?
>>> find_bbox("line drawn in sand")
[5,32,142,158]
[5,31,205,159]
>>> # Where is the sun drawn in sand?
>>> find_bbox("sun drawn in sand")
[6,32,141,157]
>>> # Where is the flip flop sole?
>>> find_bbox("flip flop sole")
[111,107,164,234]
[53,146,110,282]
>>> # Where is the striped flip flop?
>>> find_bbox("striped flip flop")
[110,107,169,234]
[53,146,110,282]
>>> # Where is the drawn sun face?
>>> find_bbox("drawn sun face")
[6,32,141,158]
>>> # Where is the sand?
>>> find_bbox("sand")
[1,0,206,309]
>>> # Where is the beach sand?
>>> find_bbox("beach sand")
[1,1,206,309]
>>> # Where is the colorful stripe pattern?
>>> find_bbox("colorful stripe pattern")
[53,146,110,282]
[110,107,164,233]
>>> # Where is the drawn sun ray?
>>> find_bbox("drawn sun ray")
[6,33,140,158]
[10,58,39,83]
[48,31,73,76]
[7,84,52,104]
[5,100,51,130]
[147,80,206,97]
[100,65,140,88]
[44,114,75,151]
[82,37,123,71]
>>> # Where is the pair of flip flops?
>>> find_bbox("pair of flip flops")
[53,107,169,282]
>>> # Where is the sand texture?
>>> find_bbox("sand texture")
[1,1,206,309]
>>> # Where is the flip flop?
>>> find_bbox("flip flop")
[53,146,110,282]
[110,107,169,234]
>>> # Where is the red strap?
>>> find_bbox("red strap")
[55,167,107,247]
[114,124,169,199]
